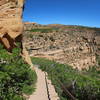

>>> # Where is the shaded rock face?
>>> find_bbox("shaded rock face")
[0,0,24,51]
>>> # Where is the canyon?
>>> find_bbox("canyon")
[24,23,100,70]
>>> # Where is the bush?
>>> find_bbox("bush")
[0,44,37,100]
[32,57,100,100]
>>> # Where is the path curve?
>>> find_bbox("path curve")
[29,66,60,100]
[29,67,48,100]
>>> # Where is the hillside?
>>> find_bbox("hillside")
[23,23,100,70]
[32,57,100,100]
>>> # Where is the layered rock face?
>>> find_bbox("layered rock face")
[0,0,24,51]
[23,23,100,70]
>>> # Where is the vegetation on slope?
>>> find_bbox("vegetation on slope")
[26,24,100,33]
[27,28,58,33]
[32,57,100,100]
[0,44,37,100]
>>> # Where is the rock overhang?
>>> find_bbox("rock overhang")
[0,0,24,51]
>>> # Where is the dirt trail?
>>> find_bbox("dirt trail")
[29,67,48,100]
[29,66,59,100]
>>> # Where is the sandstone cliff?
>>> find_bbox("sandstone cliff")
[0,0,24,51]
[23,23,100,70]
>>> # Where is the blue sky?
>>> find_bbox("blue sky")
[23,0,100,27]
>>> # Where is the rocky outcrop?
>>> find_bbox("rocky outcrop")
[22,43,34,68]
[24,22,41,30]
[0,0,24,51]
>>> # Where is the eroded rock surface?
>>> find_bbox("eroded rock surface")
[0,0,24,51]
[23,23,100,70]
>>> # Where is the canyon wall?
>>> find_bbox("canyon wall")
[24,23,100,70]
[0,0,24,51]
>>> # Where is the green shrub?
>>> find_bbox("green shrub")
[32,57,100,100]
[0,44,37,100]
[22,85,35,95]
